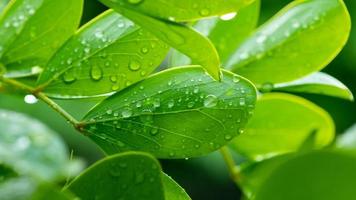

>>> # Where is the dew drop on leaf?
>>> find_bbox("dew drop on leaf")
[199,8,210,16]
[90,65,103,81]
[121,108,133,118]
[62,71,77,84]
[233,75,240,83]
[203,95,218,108]
[128,60,141,71]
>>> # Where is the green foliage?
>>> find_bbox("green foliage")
[0,0,355,199]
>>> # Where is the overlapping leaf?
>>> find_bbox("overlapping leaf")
[81,66,257,158]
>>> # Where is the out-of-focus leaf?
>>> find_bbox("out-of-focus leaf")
[336,124,356,149]
[0,109,82,181]
[225,0,351,84]
[170,0,260,66]
[255,150,356,200]
[272,72,354,101]
[81,66,257,158]
[231,93,334,161]
[0,0,9,13]
[37,10,168,99]
[100,0,254,22]
[163,173,191,200]
[100,0,222,80]
[0,0,83,78]
[66,152,164,200]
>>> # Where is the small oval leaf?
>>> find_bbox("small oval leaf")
[82,66,257,158]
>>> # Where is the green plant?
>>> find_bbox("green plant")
[0,0,355,199]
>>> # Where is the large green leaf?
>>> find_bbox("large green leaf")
[272,72,354,101]
[100,0,254,22]
[170,0,260,66]
[225,0,351,84]
[254,150,356,200]
[37,10,168,98]
[230,93,334,161]
[81,66,257,158]
[0,109,82,181]
[66,152,165,200]
[0,0,83,78]
[100,0,221,80]
[163,174,191,200]
[0,177,74,200]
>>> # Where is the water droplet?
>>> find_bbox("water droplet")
[150,127,159,136]
[256,35,267,44]
[187,102,195,108]
[141,47,149,54]
[112,84,120,91]
[193,87,199,94]
[220,12,237,21]
[121,108,133,118]
[127,0,143,4]
[129,60,141,71]
[110,75,117,82]
[95,30,104,39]
[24,95,38,104]
[204,95,218,108]
[90,65,103,81]
[239,98,246,106]
[199,8,210,16]
[260,82,274,93]
[224,135,232,141]
[167,100,175,108]
[233,75,240,83]
[62,71,77,84]
[106,109,113,115]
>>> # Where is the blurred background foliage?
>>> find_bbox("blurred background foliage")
[0,0,355,199]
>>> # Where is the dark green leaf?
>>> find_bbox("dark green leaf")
[170,0,260,66]
[37,10,168,99]
[100,1,222,80]
[100,0,254,22]
[0,0,83,78]
[255,150,356,200]
[230,93,334,161]
[272,72,354,101]
[225,0,351,84]
[82,66,257,158]
[0,109,82,181]
[163,173,191,200]
[66,152,164,200]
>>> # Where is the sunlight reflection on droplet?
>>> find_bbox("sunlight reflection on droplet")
[24,94,38,104]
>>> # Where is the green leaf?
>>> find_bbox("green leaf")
[336,124,356,149]
[272,72,354,101]
[100,0,254,22]
[66,152,165,200]
[163,173,191,200]
[0,109,82,181]
[82,66,257,158]
[0,0,83,78]
[254,150,356,200]
[100,0,222,81]
[0,0,9,13]
[37,10,169,99]
[225,0,351,84]
[0,177,75,200]
[170,0,260,66]
[230,93,334,161]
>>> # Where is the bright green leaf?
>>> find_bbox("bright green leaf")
[255,150,356,200]
[170,0,260,67]
[0,109,82,181]
[82,66,257,158]
[225,0,351,84]
[163,173,191,200]
[272,72,354,101]
[230,93,334,161]
[66,152,165,200]
[0,0,83,78]
[101,0,254,22]
[37,10,169,99]
[100,1,221,80]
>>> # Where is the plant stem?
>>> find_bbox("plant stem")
[220,146,241,186]
[0,76,82,130]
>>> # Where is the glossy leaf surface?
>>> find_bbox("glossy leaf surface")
[163,174,191,200]
[231,93,334,161]
[82,66,257,158]
[38,10,168,98]
[0,0,83,77]
[66,152,164,200]
[225,0,351,84]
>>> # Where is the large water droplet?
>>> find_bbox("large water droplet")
[24,95,38,104]
[129,60,141,71]
[121,108,133,118]
[204,95,218,108]
[90,65,103,81]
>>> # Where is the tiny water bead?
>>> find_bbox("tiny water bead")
[121,108,133,118]
[62,71,77,84]
[260,82,274,93]
[233,75,240,83]
[128,60,141,71]
[127,0,143,5]
[90,65,103,81]
[203,95,218,108]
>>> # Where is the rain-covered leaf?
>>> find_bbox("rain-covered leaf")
[336,124,356,149]
[272,72,354,101]
[163,173,191,200]
[225,0,351,84]
[170,0,260,66]
[230,93,334,161]
[66,152,164,200]
[0,0,83,78]
[100,0,221,80]
[0,109,82,181]
[100,0,254,22]
[254,150,356,200]
[0,177,75,200]
[81,66,257,158]
[37,10,169,99]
